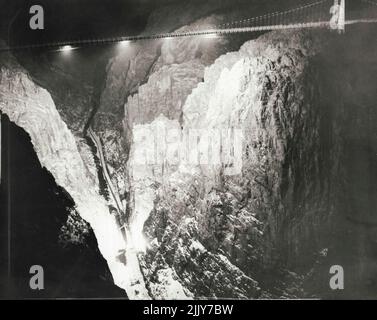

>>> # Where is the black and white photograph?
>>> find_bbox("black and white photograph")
[0,0,377,305]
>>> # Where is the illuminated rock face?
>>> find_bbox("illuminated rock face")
[127,30,324,298]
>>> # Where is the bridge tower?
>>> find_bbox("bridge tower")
[331,0,346,33]
[338,0,346,33]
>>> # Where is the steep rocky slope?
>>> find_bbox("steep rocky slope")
[0,50,147,298]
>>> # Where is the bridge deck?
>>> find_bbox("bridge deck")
[1,18,376,53]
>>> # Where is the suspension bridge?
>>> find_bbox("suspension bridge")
[0,0,376,52]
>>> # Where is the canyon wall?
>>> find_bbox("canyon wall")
[126,27,377,298]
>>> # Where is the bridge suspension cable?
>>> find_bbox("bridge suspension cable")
[211,0,331,31]
[0,0,376,52]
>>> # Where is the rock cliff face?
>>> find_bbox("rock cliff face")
[126,27,377,298]
[127,30,328,298]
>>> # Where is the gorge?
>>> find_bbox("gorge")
[1,0,377,300]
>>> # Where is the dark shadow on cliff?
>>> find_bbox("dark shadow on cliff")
[299,24,377,299]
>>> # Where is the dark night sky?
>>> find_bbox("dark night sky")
[0,0,183,46]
